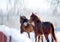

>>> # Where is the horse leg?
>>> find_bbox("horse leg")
[51,36,53,42]
[45,34,49,42]
[35,34,37,42]
[28,32,30,38]
[38,36,40,42]
[41,35,43,42]
[51,33,54,42]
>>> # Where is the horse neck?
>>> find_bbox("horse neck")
[34,18,41,25]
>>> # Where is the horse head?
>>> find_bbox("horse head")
[30,12,41,23]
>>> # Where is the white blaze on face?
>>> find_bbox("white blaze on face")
[24,22,28,26]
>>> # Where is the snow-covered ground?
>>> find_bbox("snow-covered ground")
[0,25,60,42]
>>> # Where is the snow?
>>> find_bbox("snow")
[0,25,60,42]
[0,25,32,42]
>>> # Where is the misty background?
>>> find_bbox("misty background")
[0,0,60,28]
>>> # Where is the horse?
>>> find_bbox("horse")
[29,13,57,42]
[20,16,34,38]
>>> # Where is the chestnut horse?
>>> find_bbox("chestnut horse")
[29,13,57,42]
[20,16,34,38]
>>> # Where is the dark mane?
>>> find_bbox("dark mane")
[31,13,41,23]
[20,16,26,24]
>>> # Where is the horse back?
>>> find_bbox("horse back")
[42,22,53,34]
[42,22,52,28]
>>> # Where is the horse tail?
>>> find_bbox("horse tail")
[51,23,57,42]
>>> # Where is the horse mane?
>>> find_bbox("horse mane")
[31,13,41,22]
[20,16,26,20]
[20,16,26,24]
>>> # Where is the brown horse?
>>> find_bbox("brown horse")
[20,16,34,38]
[29,13,57,42]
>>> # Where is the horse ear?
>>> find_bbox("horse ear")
[32,12,34,15]
[32,12,36,16]
[20,14,22,20]
[20,14,21,17]
[20,14,22,18]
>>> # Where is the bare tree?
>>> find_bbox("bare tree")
[0,9,3,25]
[50,0,60,16]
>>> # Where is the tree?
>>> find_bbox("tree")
[50,0,60,16]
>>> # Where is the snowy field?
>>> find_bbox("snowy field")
[0,25,60,42]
